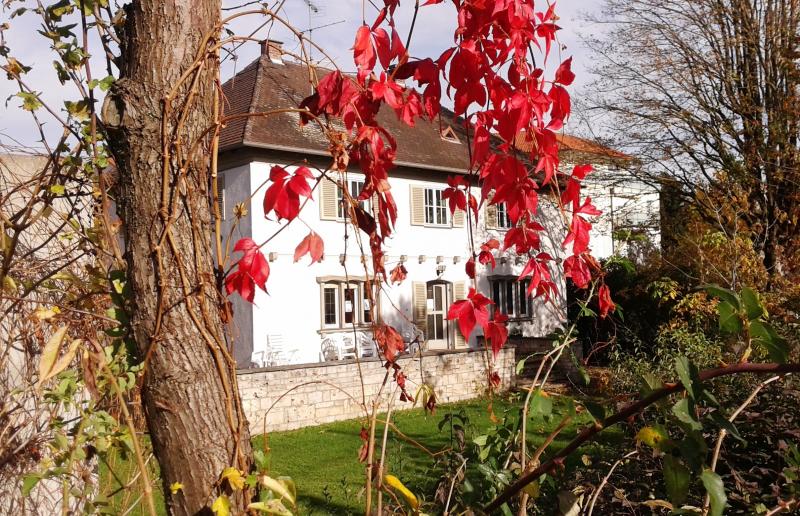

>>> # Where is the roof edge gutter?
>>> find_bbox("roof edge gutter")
[240,139,470,175]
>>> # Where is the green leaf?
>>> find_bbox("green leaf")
[675,356,701,400]
[672,398,702,431]
[700,469,727,516]
[253,449,269,473]
[22,474,42,497]
[17,91,42,111]
[663,455,690,506]
[740,287,764,320]
[247,500,293,515]
[708,411,745,443]
[679,430,708,472]
[702,284,740,310]
[515,358,526,375]
[584,401,607,423]
[718,300,742,334]
[749,320,789,364]
[529,390,552,419]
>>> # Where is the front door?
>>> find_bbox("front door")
[426,283,450,350]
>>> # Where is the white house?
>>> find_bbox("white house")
[218,42,660,368]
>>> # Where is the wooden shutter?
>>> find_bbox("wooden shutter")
[410,185,426,226]
[217,174,226,221]
[412,281,428,338]
[452,281,468,348]
[319,176,338,220]
[452,208,465,227]
[485,204,498,230]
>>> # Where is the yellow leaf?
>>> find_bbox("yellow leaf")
[211,495,230,516]
[636,426,668,449]
[2,275,16,293]
[220,467,245,491]
[384,474,419,510]
[169,482,184,494]
[36,326,68,389]
[35,306,61,320]
[522,480,540,499]
[248,500,293,515]
[259,475,296,507]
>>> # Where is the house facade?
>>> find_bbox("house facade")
[219,43,660,368]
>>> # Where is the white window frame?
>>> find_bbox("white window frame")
[496,202,512,229]
[337,178,370,219]
[424,187,449,226]
[490,278,533,320]
[321,283,340,329]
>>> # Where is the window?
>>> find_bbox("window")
[440,126,461,143]
[490,278,533,319]
[337,179,369,219]
[322,285,339,327]
[320,281,377,330]
[496,202,512,229]
[424,188,448,226]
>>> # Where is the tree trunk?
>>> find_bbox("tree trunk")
[104,1,251,514]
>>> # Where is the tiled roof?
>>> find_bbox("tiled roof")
[220,54,628,171]
[220,56,471,173]
[513,131,630,161]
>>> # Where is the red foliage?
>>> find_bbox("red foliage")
[263,165,314,221]
[225,238,270,302]
[598,283,616,318]
[447,288,492,341]
[486,313,509,359]
[389,263,408,284]
[374,324,405,362]
[293,231,324,264]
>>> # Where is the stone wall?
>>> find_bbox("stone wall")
[237,347,515,433]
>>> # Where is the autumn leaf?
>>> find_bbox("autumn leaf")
[485,313,509,359]
[447,288,492,340]
[374,324,405,362]
[384,474,419,509]
[169,482,184,494]
[293,231,324,264]
[37,326,78,389]
[389,263,407,285]
[220,467,245,491]
[225,238,270,303]
[211,494,230,516]
[263,165,314,221]
[598,284,615,318]
[352,25,376,71]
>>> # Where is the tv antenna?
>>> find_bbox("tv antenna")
[299,0,344,63]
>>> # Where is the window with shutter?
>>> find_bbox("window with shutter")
[410,185,426,226]
[452,207,465,227]
[319,176,339,220]
[412,281,428,338]
[453,281,467,348]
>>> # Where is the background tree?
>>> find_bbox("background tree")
[586,0,800,280]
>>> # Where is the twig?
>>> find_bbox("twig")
[484,362,800,512]
[586,450,638,516]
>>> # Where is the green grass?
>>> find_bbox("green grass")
[257,393,626,514]
[102,393,627,515]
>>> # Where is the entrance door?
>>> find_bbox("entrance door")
[426,283,450,350]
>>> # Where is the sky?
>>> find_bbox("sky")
[0,0,607,150]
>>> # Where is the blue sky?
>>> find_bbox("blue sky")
[0,1,606,149]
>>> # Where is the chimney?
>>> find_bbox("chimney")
[261,39,284,64]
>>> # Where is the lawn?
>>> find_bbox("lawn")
[101,392,628,515]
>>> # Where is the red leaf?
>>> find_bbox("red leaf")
[447,288,492,340]
[353,25,376,71]
[293,231,324,264]
[225,238,270,302]
[263,166,314,221]
[374,324,405,362]
[598,284,616,318]
[486,313,509,359]
[373,28,391,69]
[465,257,476,279]
[389,263,408,285]
[564,255,592,289]
[554,57,576,85]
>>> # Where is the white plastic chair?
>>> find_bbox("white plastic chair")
[265,334,296,366]
[357,332,378,358]
[338,334,358,360]
[320,337,339,362]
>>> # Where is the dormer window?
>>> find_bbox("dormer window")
[440,126,460,144]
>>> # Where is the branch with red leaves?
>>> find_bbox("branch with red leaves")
[483,362,800,513]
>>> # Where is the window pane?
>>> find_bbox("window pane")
[336,185,345,218]
[505,281,514,315]
[434,314,444,339]
[343,286,356,324]
[519,279,530,316]
[434,285,444,310]
[363,282,372,323]
[492,281,501,308]
[323,287,337,325]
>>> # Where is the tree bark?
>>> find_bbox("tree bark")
[104,1,251,514]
